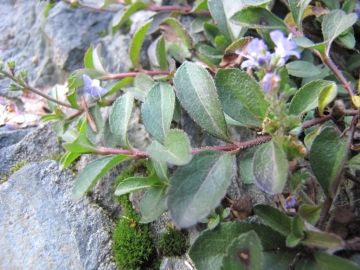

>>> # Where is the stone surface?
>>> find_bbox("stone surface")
[0,126,35,148]
[0,160,117,270]
[0,122,63,175]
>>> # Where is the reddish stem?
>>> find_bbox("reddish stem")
[100,70,170,80]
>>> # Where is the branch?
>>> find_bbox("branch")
[101,70,170,80]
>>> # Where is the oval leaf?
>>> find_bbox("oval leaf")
[318,83,337,116]
[230,7,287,30]
[173,62,231,142]
[139,186,167,223]
[114,177,150,196]
[254,204,292,236]
[142,82,175,145]
[147,129,192,165]
[166,151,233,228]
[286,60,321,78]
[310,127,350,197]
[73,155,133,200]
[109,92,134,149]
[208,0,246,41]
[289,80,335,115]
[130,19,152,69]
[253,140,288,195]
[221,231,263,270]
[215,68,268,127]
[111,2,148,34]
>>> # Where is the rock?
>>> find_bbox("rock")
[44,2,112,71]
[0,160,117,270]
[0,126,35,148]
[0,122,63,175]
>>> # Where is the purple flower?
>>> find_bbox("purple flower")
[285,195,296,209]
[261,73,280,92]
[83,74,107,98]
[270,30,300,66]
[237,39,272,69]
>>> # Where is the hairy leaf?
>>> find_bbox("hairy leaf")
[139,186,167,223]
[114,177,150,196]
[173,62,231,142]
[73,155,133,200]
[167,151,232,228]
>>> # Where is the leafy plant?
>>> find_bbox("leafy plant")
[2,0,360,268]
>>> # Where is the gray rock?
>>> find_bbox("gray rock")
[0,126,35,148]
[44,2,112,71]
[0,160,117,270]
[0,122,63,175]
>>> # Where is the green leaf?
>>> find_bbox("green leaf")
[111,2,148,34]
[73,155,133,200]
[167,42,191,63]
[167,151,232,228]
[298,204,322,226]
[109,92,134,149]
[239,146,259,184]
[254,204,292,236]
[197,43,223,66]
[147,129,191,166]
[318,82,337,116]
[132,73,156,101]
[152,160,169,183]
[139,186,167,223]
[102,77,134,98]
[221,231,263,270]
[68,69,106,89]
[292,37,327,54]
[310,127,350,197]
[114,177,150,196]
[191,0,208,12]
[215,68,268,128]
[63,134,98,154]
[104,118,117,148]
[286,233,302,248]
[66,88,80,109]
[230,7,287,30]
[130,19,152,69]
[141,82,175,145]
[208,0,246,41]
[347,153,360,171]
[160,17,193,49]
[242,0,270,5]
[301,229,344,249]
[289,80,335,115]
[288,0,311,31]
[83,44,106,73]
[156,35,168,70]
[314,252,360,270]
[253,140,288,195]
[286,61,321,78]
[204,23,221,47]
[59,151,80,170]
[322,10,358,53]
[189,221,287,270]
[291,215,305,238]
[86,104,104,144]
[191,16,212,33]
[173,62,231,142]
[338,30,356,49]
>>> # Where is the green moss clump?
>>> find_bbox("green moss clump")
[112,160,158,269]
[160,226,188,257]
[113,217,156,270]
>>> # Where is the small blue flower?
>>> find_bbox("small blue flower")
[83,74,108,98]
[238,39,272,69]
[355,1,360,17]
[285,195,296,209]
[261,73,280,92]
[270,30,300,66]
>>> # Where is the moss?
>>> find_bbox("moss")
[112,159,159,269]
[160,226,188,257]
[0,160,27,184]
